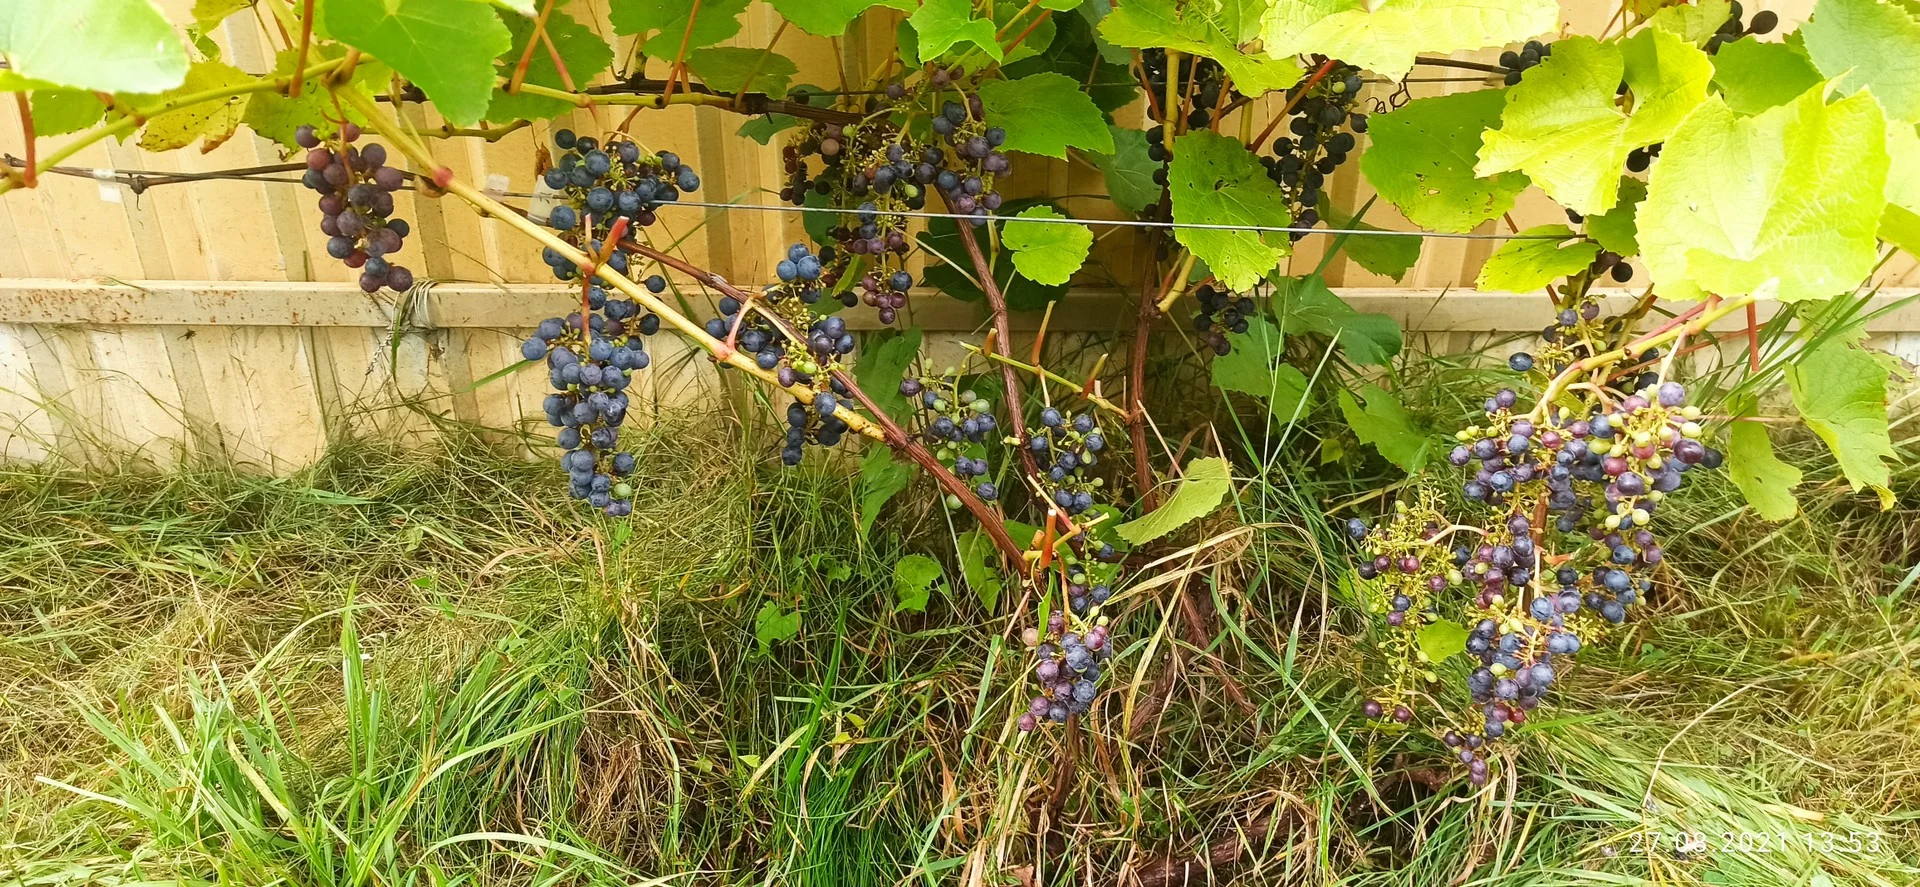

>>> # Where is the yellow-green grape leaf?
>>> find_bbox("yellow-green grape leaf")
[1649,0,1731,44]
[191,0,251,34]
[1476,225,1600,291]
[994,1,1057,65]
[1359,88,1526,233]
[910,0,1003,62]
[0,0,188,93]
[1787,336,1899,508]
[326,0,512,127]
[754,601,801,651]
[1318,197,1421,281]
[1271,273,1402,366]
[1211,315,1311,422]
[1116,456,1233,545]
[1168,130,1291,291]
[1476,31,1711,217]
[978,72,1111,158]
[894,554,945,613]
[957,530,1005,611]
[1099,0,1301,96]
[1089,125,1159,215]
[1880,121,1920,258]
[769,0,914,37]
[684,47,798,98]
[853,327,923,422]
[1639,86,1889,302]
[243,49,383,149]
[1727,420,1801,521]
[29,90,106,137]
[1710,36,1821,115]
[135,60,254,152]
[1259,0,1560,80]
[487,9,613,123]
[857,445,914,539]
[1337,383,1430,473]
[1417,618,1469,664]
[1585,177,1645,256]
[612,0,753,56]
[1002,206,1092,285]
[1802,0,1920,124]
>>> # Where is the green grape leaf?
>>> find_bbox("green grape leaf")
[769,0,914,37]
[1417,618,1469,665]
[1359,88,1526,233]
[1710,36,1821,115]
[1318,198,1421,281]
[978,72,1112,158]
[1337,383,1430,473]
[1271,273,1402,366]
[1787,336,1899,508]
[1475,224,1601,292]
[1099,0,1301,96]
[854,327,924,421]
[910,0,1003,62]
[917,208,1069,309]
[136,60,254,152]
[612,0,753,56]
[1211,315,1312,422]
[754,601,801,651]
[241,49,384,149]
[1001,206,1092,285]
[894,554,946,613]
[857,445,915,539]
[192,0,251,34]
[684,47,798,98]
[1116,456,1233,545]
[1727,420,1801,521]
[1882,121,1920,254]
[1000,12,1136,113]
[1477,31,1712,217]
[29,90,106,137]
[326,0,511,127]
[0,0,188,94]
[957,530,1005,611]
[1088,125,1159,215]
[1585,177,1645,256]
[1649,0,1732,44]
[739,113,799,143]
[995,1,1057,65]
[1803,0,1920,124]
[487,9,613,123]
[1260,0,1559,80]
[1640,86,1889,302]
[1168,130,1291,291]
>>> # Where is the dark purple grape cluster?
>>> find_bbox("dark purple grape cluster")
[1498,40,1552,85]
[538,129,698,282]
[1028,407,1106,517]
[899,371,999,505]
[1707,1,1778,53]
[1191,285,1256,356]
[1140,49,1234,133]
[523,277,665,516]
[1262,62,1366,234]
[1017,607,1114,731]
[297,123,414,293]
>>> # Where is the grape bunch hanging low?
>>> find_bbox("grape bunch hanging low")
[297,123,414,293]
[522,279,662,516]
[537,129,699,282]
[899,370,1000,504]
[1191,284,1256,356]
[1261,61,1367,234]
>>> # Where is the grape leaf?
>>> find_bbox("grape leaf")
[917,202,1069,310]
[1359,88,1526,233]
[1211,315,1311,422]
[487,9,613,123]
[1338,383,1430,473]
[994,1,1057,65]
[894,554,946,613]
[685,47,798,98]
[999,12,1136,113]
[1803,0,1920,124]
[754,601,801,651]
[957,530,1005,611]
[854,327,924,421]
[191,0,251,34]
[769,0,914,37]
[1711,36,1821,115]
[1649,0,1732,44]
[1727,420,1801,521]
[1318,198,1421,281]
[978,73,1112,158]
[326,0,511,127]
[1001,206,1092,285]
[1116,456,1233,545]
[1585,177,1645,256]
[1088,125,1159,215]
[242,49,384,149]
[1787,335,1899,508]
[1417,618,1469,664]
[1475,225,1601,292]
[1639,86,1889,302]
[1260,0,1559,80]
[910,0,1003,62]
[136,60,254,152]
[29,90,105,137]
[1168,130,1291,291]
[612,0,753,56]
[1271,273,1402,366]
[857,444,914,539]
[0,0,188,94]
[1881,121,1920,255]
[1100,0,1300,95]
[1477,31,1712,217]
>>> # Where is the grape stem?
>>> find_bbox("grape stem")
[288,0,317,99]
[955,222,1042,481]
[1250,58,1340,156]
[12,94,35,189]
[1527,293,1756,422]
[507,0,559,95]
[954,343,1125,416]
[508,81,865,124]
